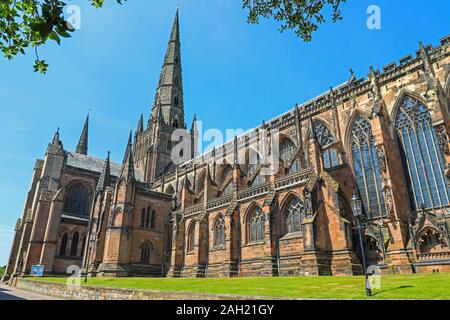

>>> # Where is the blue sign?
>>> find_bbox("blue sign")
[30,264,44,277]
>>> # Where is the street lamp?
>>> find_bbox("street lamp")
[351,192,372,297]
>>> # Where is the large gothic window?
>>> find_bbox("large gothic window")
[187,222,195,252]
[280,138,299,174]
[140,241,152,264]
[214,214,226,248]
[351,115,386,218]
[284,197,304,234]
[247,206,265,243]
[395,96,450,210]
[64,183,90,216]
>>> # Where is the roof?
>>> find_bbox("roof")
[66,152,144,182]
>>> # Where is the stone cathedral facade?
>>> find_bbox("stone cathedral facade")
[3,11,450,281]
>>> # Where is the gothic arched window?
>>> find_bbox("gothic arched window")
[140,241,152,264]
[220,165,233,197]
[284,197,304,234]
[313,121,341,169]
[247,206,265,243]
[280,138,299,174]
[59,233,68,256]
[70,232,79,256]
[314,121,336,147]
[187,222,195,252]
[214,214,226,248]
[395,96,450,210]
[64,183,90,216]
[248,151,265,187]
[351,115,386,218]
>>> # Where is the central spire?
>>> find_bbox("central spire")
[149,8,184,128]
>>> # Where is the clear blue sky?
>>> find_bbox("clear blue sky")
[0,0,449,266]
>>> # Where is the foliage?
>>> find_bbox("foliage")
[0,266,5,278]
[243,0,346,41]
[31,273,450,300]
[0,0,125,74]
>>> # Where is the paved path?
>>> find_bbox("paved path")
[0,283,61,300]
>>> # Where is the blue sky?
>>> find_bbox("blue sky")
[0,0,449,266]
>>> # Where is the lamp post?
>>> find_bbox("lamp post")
[351,192,372,297]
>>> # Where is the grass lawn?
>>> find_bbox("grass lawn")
[28,273,450,300]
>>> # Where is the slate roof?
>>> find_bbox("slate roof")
[66,152,144,182]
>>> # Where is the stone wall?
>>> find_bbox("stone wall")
[15,278,287,300]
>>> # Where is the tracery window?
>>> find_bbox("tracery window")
[248,207,265,243]
[280,138,299,174]
[214,214,226,247]
[284,197,304,234]
[220,165,234,197]
[313,121,341,169]
[140,241,152,264]
[351,115,386,218]
[395,96,450,210]
[64,183,90,216]
[314,121,336,147]
[248,152,265,187]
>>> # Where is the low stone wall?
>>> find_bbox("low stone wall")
[15,278,285,300]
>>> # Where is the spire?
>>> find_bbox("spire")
[136,113,144,135]
[149,8,184,126]
[190,113,197,133]
[76,114,89,155]
[52,127,62,145]
[190,114,198,159]
[122,130,133,163]
[97,151,111,192]
[120,130,135,181]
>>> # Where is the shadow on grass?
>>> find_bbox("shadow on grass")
[372,285,414,296]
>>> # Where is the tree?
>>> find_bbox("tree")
[0,0,345,74]
[243,0,346,41]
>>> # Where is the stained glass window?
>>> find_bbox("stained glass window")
[351,115,386,218]
[248,207,265,243]
[395,96,450,210]
[280,138,299,174]
[64,183,90,215]
[285,197,304,234]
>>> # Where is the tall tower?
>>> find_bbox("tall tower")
[135,8,186,182]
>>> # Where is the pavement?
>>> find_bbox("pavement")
[0,283,61,300]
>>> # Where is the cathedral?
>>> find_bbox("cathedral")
[3,10,450,280]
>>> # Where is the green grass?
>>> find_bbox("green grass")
[28,273,450,299]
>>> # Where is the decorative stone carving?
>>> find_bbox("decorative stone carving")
[384,187,394,216]
[376,145,387,172]
[435,125,449,156]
